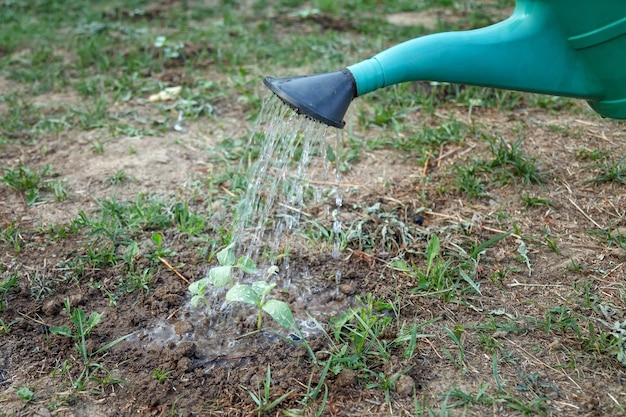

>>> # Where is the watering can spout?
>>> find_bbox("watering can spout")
[264,0,626,128]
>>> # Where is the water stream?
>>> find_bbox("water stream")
[136,95,351,357]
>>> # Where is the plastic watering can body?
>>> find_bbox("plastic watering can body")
[265,0,626,128]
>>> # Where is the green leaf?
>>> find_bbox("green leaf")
[425,234,440,276]
[237,256,258,274]
[263,299,294,328]
[251,281,275,298]
[16,386,34,402]
[459,269,481,295]
[71,308,86,330]
[209,265,233,287]
[470,230,512,260]
[123,241,139,262]
[190,294,204,308]
[188,277,210,295]
[94,332,133,355]
[151,232,163,247]
[85,312,103,334]
[49,325,73,337]
[216,243,236,266]
[389,259,411,273]
[226,284,260,306]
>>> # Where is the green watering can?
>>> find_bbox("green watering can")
[264,0,626,128]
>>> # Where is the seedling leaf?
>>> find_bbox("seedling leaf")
[188,277,210,295]
[216,243,236,266]
[517,240,532,276]
[49,325,73,337]
[237,256,258,274]
[251,280,275,298]
[459,269,481,295]
[389,259,412,273]
[226,284,260,306]
[85,312,103,334]
[190,294,204,308]
[209,265,233,287]
[263,299,294,328]
[426,234,440,276]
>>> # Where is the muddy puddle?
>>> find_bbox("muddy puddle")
[132,263,353,359]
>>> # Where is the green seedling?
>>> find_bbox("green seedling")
[226,279,294,330]
[189,243,257,308]
[153,368,172,384]
[487,136,544,184]
[16,386,34,403]
[442,325,466,370]
[1,222,24,253]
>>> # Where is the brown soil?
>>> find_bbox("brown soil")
[1,7,626,417]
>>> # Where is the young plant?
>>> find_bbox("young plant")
[226,278,295,330]
[49,298,131,390]
[189,243,257,308]
[153,368,172,384]
[1,163,54,205]
[16,386,34,403]
[0,272,19,311]
[240,364,295,417]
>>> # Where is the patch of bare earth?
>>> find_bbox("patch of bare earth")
[2,87,625,415]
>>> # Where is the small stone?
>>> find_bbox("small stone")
[42,299,62,316]
[336,369,357,387]
[177,357,193,373]
[338,284,355,295]
[32,408,52,417]
[394,374,415,396]
[68,294,83,306]
[174,320,194,337]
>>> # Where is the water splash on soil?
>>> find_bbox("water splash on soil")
[137,95,351,357]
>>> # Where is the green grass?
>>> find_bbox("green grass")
[1,163,62,205]
[1,0,624,415]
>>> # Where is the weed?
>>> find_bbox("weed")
[442,325,466,370]
[0,272,19,311]
[543,231,560,255]
[108,169,129,185]
[240,364,294,417]
[576,148,608,161]
[446,383,548,415]
[590,155,626,184]
[171,201,207,236]
[1,163,54,205]
[49,298,131,390]
[153,368,172,384]
[148,232,176,261]
[487,136,544,184]
[453,162,487,198]
[0,222,24,252]
[520,194,552,209]
[28,270,56,300]
[91,140,105,154]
